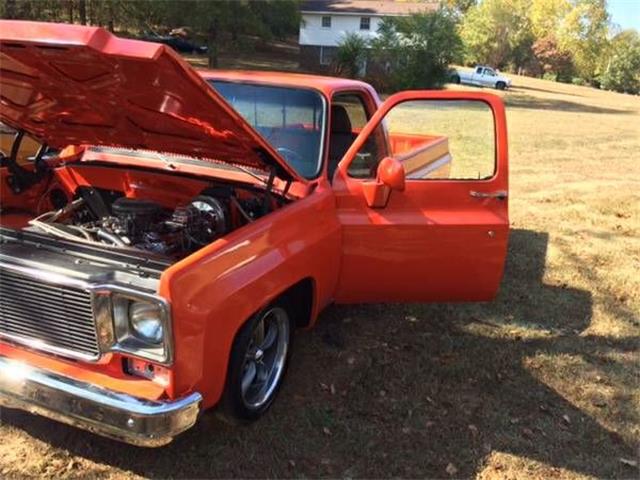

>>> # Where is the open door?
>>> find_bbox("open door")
[332,91,509,303]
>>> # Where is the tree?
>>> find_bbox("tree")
[599,29,640,94]
[334,33,368,78]
[529,0,571,38]
[532,35,574,81]
[460,0,533,71]
[557,0,610,84]
[78,0,86,24]
[370,9,463,90]
[441,0,477,16]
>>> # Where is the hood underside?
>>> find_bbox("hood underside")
[0,21,300,181]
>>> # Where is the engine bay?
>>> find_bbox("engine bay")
[1,162,285,261]
[29,187,267,259]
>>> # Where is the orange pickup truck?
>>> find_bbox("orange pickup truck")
[0,21,509,446]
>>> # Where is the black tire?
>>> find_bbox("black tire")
[452,74,461,84]
[218,301,294,423]
[496,81,506,90]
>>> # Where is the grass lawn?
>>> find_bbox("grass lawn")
[0,67,638,478]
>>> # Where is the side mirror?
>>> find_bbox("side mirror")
[362,157,405,208]
[378,156,405,192]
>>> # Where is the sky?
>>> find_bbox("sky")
[607,0,640,31]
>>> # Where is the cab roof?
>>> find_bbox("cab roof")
[199,69,380,100]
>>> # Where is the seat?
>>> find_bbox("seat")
[328,105,356,180]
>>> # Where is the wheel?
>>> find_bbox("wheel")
[452,74,461,84]
[219,303,293,422]
[496,81,506,90]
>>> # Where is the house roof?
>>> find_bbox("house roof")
[301,0,438,16]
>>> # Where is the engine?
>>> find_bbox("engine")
[94,195,228,255]
[27,187,263,259]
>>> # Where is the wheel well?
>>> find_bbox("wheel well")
[278,278,315,328]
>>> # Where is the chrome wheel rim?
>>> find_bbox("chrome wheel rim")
[240,307,290,410]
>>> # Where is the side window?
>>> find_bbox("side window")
[360,17,370,30]
[348,99,496,181]
[0,124,45,166]
[321,16,332,28]
[476,67,483,74]
[328,93,377,178]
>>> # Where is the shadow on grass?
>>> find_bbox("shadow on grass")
[1,230,638,478]
[512,84,584,98]
[506,94,632,115]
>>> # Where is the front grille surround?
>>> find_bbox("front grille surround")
[0,266,101,361]
[0,260,173,365]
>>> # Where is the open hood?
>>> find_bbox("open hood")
[0,21,301,182]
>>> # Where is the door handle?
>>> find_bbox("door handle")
[470,190,508,200]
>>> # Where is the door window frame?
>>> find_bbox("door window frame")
[334,90,508,185]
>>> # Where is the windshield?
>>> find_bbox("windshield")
[210,81,326,179]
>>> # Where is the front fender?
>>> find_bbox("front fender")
[159,185,341,408]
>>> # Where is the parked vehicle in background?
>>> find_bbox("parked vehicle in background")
[451,65,512,90]
[0,21,510,447]
[141,32,208,54]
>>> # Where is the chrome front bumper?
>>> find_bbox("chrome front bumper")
[0,355,202,447]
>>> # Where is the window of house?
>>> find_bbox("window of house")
[321,16,331,28]
[360,17,370,30]
[320,46,337,66]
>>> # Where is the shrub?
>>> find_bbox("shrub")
[334,33,369,78]
[598,30,640,95]
[369,9,463,91]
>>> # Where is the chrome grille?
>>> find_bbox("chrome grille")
[0,268,99,359]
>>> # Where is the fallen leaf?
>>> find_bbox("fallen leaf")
[562,414,571,425]
[322,427,332,436]
[468,424,478,436]
[446,463,458,476]
[619,458,638,468]
[522,427,534,438]
[347,356,355,365]
[425,421,435,428]
[288,460,296,468]
[330,384,336,395]
[406,315,418,323]
[402,427,411,434]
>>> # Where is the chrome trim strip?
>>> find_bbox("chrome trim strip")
[406,154,452,179]
[0,355,201,447]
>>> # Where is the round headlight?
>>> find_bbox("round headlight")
[129,301,164,344]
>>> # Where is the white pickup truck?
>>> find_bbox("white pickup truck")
[451,65,512,90]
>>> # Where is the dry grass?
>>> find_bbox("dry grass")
[1,69,639,479]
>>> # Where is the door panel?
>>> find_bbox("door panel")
[332,91,509,303]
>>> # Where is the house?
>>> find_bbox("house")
[299,0,438,74]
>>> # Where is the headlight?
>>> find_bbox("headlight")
[106,293,172,364]
[129,301,164,344]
